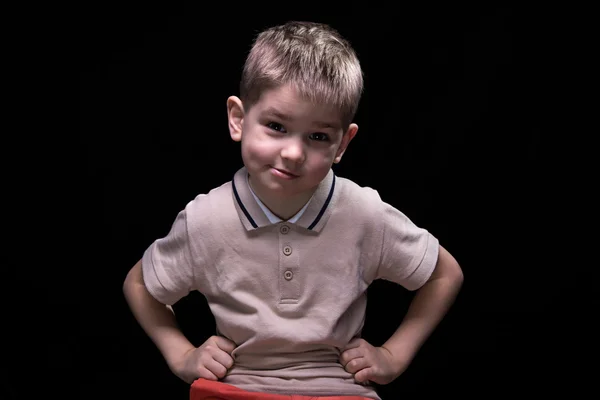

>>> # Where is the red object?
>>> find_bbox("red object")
[190,379,374,400]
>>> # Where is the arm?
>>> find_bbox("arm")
[382,245,464,368]
[123,259,195,372]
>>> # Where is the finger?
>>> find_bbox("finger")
[205,358,229,379]
[344,356,369,374]
[212,350,235,370]
[341,338,364,352]
[213,336,237,354]
[354,367,373,384]
[196,366,219,382]
[340,347,364,366]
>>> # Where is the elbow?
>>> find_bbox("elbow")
[432,245,464,287]
[123,270,133,301]
[454,261,464,288]
[446,252,464,291]
[123,259,143,297]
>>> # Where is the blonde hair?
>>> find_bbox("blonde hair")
[240,21,363,129]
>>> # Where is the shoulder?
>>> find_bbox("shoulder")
[333,174,417,229]
[331,175,392,234]
[184,180,233,214]
[182,180,240,233]
[334,175,384,214]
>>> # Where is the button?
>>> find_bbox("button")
[284,270,293,280]
[283,245,292,256]
[280,225,290,234]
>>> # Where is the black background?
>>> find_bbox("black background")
[77,3,582,399]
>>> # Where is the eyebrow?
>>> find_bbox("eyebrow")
[262,107,340,129]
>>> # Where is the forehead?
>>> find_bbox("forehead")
[251,84,343,128]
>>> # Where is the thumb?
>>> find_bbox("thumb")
[213,336,237,354]
[354,368,372,384]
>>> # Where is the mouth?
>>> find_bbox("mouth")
[270,166,299,179]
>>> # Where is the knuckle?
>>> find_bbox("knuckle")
[197,370,212,380]
[216,365,227,378]
[199,348,210,358]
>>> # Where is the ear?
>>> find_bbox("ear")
[334,123,358,163]
[227,96,245,142]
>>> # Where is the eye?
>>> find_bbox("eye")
[309,132,330,141]
[267,122,286,132]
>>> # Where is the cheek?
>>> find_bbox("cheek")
[314,148,337,165]
[308,155,335,176]
[242,137,275,161]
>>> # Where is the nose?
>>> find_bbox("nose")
[280,138,305,164]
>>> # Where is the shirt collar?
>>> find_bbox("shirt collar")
[246,173,311,224]
[231,166,337,232]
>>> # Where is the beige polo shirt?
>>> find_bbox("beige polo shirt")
[142,166,439,399]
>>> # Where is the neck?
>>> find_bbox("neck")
[248,178,314,221]
[267,201,306,221]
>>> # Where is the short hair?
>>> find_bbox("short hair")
[240,21,363,129]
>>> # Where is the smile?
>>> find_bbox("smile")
[270,167,299,179]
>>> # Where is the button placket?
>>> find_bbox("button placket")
[279,238,299,303]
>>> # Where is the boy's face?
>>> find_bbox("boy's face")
[227,84,358,203]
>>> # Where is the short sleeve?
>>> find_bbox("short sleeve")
[376,201,439,291]
[142,206,196,305]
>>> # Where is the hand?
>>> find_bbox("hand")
[340,338,407,385]
[174,335,236,384]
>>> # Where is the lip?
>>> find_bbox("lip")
[270,167,299,179]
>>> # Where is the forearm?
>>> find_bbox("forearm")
[123,261,195,369]
[382,247,463,364]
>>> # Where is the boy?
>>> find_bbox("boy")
[123,21,464,400]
